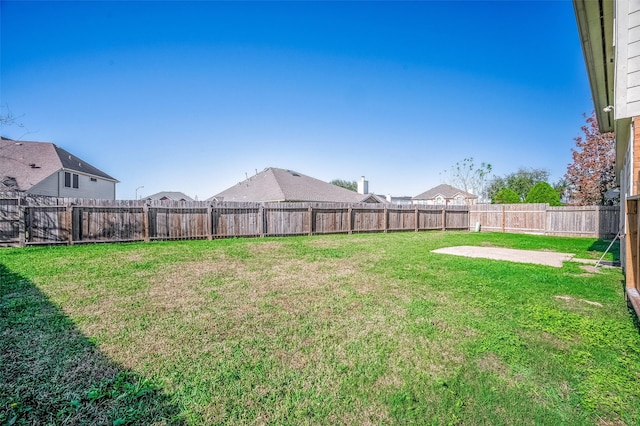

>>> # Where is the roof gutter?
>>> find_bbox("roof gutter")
[572,0,615,132]
[573,0,626,178]
[60,167,120,183]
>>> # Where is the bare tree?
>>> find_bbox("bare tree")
[442,157,492,201]
[0,105,34,141]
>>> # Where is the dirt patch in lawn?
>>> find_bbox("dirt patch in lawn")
[477,353,510,378]
[554,295,603,307]
[246,240,285,255]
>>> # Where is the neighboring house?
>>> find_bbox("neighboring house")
[144,191,194,202]
[385,195,414,205]
[573,0,640,316]
[412,184,477,206]
[0,137,118,199]
[209,167,382,203]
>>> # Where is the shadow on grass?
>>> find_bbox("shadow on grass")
[588,237,621,264]
[0,263,184,425]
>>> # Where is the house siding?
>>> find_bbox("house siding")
[615,0,640,119]
[58,171,116,199]
[620,122,634,268]
[28,171,116,199]
[28,173,60,197]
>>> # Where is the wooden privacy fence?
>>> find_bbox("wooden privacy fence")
[469,204,619,238]
[0,195,620,247]
[0,195,469,246]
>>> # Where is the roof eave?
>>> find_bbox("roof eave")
[60,167,119,183]
[573,0,615,132]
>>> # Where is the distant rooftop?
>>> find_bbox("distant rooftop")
[413,184,477,200]
[210,167,377,203]
[0,137,117,191]
[144,191,194,202]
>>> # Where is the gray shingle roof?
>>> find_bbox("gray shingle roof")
[54,145,116,181]
[413,184,477,200]
[0,138,117,191]
[211,167,374,203]
[144,191,194,201]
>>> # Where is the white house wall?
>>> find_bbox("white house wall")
[621,122,634,268]
[28,172,60,197]
[29,170,116,199]
[59,171,116,199]
[615,0,640,119]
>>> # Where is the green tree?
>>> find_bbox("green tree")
[492,188,521,204]
[525,182,561,206]
[553,178,569,204]
[487,168,550,202]
[330,179,357,192]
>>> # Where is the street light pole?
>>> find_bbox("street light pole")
[135,186,144,200]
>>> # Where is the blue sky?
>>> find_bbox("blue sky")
[1,1,593,200]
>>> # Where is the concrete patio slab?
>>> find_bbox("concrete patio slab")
[431,246,575,268]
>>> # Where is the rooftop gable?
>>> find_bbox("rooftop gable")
[413,184,477,200]
[54,145,116,181]
[144,191,194,201]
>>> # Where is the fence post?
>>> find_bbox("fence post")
[66,203,74,245]
[18,202,26,247]
[441,207,446,231]
[543,204,548,236]
[207,204,213,240]
[384,207,388,233]
[259,205,266,237]
[142,203,150,242]
[501,205,506,233]
[308,206,313,236]
[348,206,353,235]
[595,206,601,239]
[414,206,419,232]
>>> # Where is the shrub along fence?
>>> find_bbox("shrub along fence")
[0,194,619,247]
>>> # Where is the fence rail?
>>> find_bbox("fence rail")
[0,194,620,247]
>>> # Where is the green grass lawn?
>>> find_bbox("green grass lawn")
[1,231,638,425]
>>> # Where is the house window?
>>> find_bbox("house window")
[64,172,79,189]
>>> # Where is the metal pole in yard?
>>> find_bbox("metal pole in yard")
[595,231,621,268]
